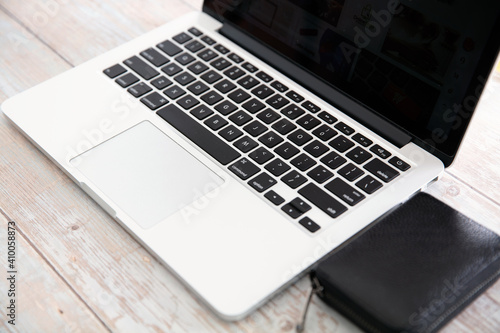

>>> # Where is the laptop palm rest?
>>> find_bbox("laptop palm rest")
[70,121,224,229]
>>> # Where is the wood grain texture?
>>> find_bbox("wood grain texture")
[0,0,499,332]
[0,212,108,333]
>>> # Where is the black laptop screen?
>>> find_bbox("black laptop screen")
[204,0,500,160]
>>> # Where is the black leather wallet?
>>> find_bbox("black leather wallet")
[310,192,500,333]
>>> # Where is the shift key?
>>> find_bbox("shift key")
[298,183,347,218]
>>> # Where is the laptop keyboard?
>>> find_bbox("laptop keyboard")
[103,27,411,234]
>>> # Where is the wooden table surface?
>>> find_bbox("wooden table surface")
[1,1,500,332]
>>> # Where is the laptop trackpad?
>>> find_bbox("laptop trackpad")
[70,121,224,229]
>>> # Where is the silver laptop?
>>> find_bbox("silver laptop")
[3,0,499,320]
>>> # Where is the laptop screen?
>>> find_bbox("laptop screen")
[204,0,500,162]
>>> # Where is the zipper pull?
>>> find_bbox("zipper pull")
[296,275,324,332]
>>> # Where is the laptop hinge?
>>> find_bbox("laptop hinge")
[219,23,412,148]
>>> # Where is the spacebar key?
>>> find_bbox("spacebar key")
[157,104,241,165]
[298,183,347,218]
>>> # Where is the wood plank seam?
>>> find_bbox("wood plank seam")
[0,207,113,332]
[445,171,500,210]
[0,3,74,68]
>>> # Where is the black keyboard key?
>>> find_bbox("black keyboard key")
[248,172,277,193]
[282,204,303,219]
[214,79,236,94]
[252,85,274,99]
[286,90,304,102]
[187,61,209,75]
[190,104,213,120]
[304,140,329,157]
[352,133,373,147]
[215,100,237,115]
[389,157,411,171]
[198,49,218,61]
[229,157,260,180]
[176,95,199,110]
[288,129,312,146]
[370,144,392,159]
[163,85,186,99]
[355,175,383,194]
[334,122,355,135]
[249,147,274,164]
[271,81,288,92]
[140,92,168,110]
[211,57,231,70]
[161,63,182,76]
[127,82,152,97]
[312,125,337,141]
[257,109,280,124]
[187,81,209,95]
[201,91,223,105]
[302,101,321,113]
[326,178,365,206]
[185,40,205,53]
[272,118,296,135]
[238,75,259,89]
[274,142,300,160]
[281,170,308,189]
[242,98,265,113]
[227,53,244,63]
[151,76,173,90]
[229,110,252,126]
[244,120,267,137]
[290,198,312,213]
[307,166,333,184]
[265,190,285,205]
[224,66,245,80]
[259,131,283,148]
[140,48,169,67]
[299,217,320,233]
[228,89,251,103]
[201,70,222,84]
[298,183,347,218]
[364,158,400,183]
[338,163,365,181]
[104,64,126,78]
[188,27,203,36]
[266,94,290,110]
[297,115,321,130]
[346,147,372,164]
[265,158,291,176]
[173,32,192,44]
[124,56,158,80]
[256,71,273,82]
[318,111,337,125]
[329,135,354,153]
[201,35,216,45]
[321,151,347,170]
[204,115,228,130]
[291,153,317,171]
[281,105,305,120]
[234,136,258,153]
[242,62,258,73]
[175,53,195,65]
[174,72,196,86]
[157,40,182,56]
[219,125,243,141]
[214,44,230,54]
[157,105,240,165]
